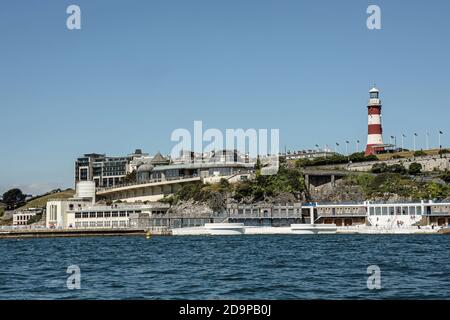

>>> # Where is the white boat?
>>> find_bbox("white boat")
[290,224,337,235]
[204,223,245,235]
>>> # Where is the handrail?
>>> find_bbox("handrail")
[96,175,200,192]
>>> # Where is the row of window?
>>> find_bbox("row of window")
[369,206,423,216]
[74,211,139,219]
[235,209,299,215]
[14,221,30,225]
[318,208,363,213]
[14,215,34,221]
[74,220,128,228]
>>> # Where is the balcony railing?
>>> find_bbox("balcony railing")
[96,175,199,192]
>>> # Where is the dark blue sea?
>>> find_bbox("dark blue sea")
[0,235,449,300]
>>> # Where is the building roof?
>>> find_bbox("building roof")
[151,152,170,165]
[369,87,379,93]
[137,163,154,172]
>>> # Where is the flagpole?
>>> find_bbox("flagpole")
[413,133,417,151]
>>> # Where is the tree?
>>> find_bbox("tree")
[2,188,26,210]
[408,162,422,175]
[123,170,137,184]
[371,163,388,174]
[388,164,407,175]
[27,214,42,225]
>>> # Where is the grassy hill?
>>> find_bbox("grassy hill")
[19,189,75,210]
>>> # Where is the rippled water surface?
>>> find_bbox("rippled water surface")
[0,235,449,299]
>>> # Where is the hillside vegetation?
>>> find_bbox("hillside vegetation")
[160,160,450,210]
[19,189,75,210]
[160,165,307,211]
[344,173,450,201]
[0,203,5,217]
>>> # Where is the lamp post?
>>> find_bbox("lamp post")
[401,134,406,151]
[426,132,430,150]
[439,131,444,150]
[356,140,360,153]
[335,142,339,154]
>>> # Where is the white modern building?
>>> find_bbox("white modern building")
[46,182,170,229]
[46,198,92,228]
[13,208,42,226]
[68,204,169,229]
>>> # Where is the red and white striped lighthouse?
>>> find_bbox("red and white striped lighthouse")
[365,86,385,156]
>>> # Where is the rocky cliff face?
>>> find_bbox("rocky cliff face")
[308,180,366,202]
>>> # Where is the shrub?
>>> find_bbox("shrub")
[441,171,450,183]
[388,164,407,175]
[371,163,388,174]
[159,195,176,205]
[371,163,408,175]
[414,150,426,157]
[295,153,377,168]
[408,162,422,175]
[27,214,42,225]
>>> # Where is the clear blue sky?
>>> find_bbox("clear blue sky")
[0,0,449,194]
